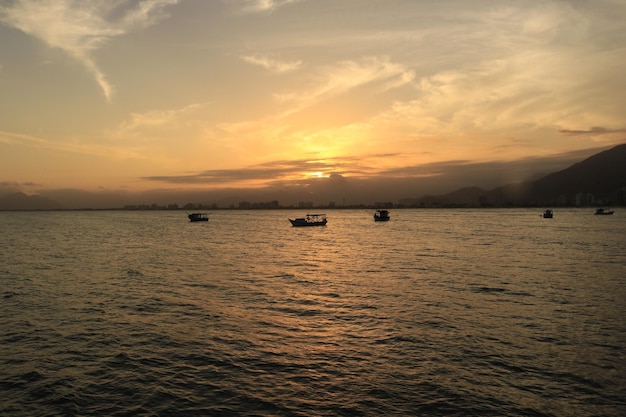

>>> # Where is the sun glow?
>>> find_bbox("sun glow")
[1,0,623,204]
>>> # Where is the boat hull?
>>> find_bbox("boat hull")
[374,210,390,221]
[289,219,327,227]
[188,213,209,222]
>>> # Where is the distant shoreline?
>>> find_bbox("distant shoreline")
[1,204,622,212]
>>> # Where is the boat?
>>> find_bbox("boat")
[595,208,614,215]
[543,209,553,218]
[374,209,391,221]
[188,212,209,222]
[289,213,327,227]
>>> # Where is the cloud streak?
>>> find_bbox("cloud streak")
[559,127,626,136]
[136,146,611,208]
[238,0,301,13]
[0,128,148,161]
[141,154,395,185]
[241,54,302,73]
[0,0,179,100]
[273,56,414,118]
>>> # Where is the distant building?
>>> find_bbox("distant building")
[617,187,626,204]
[575,193,583,207]
[575,192,595,206]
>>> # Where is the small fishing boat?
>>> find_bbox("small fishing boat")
[595,208,614,215]
[188,212,209,222]
[543,209,553,218]
[374,209,391,221]
[289,213,327,227]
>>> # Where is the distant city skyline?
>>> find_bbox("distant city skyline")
[2,143,624,210]
[1,1,625,201]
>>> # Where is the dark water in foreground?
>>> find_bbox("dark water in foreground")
[1,209,625,416]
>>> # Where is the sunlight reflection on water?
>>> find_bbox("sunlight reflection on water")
[1,209,625,416]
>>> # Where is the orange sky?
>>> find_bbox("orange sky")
[1,0,625,198]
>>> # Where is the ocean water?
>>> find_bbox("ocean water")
[1,208,625,416]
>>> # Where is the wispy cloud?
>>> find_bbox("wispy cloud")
[142,154,395,185]
[0,180,42,188]
[0,129,71,150]
[241,54,302,73]
[142,160,319,185]
[275,56,414,115]
[140,145,607,192]
[0,128,147,161]
[112,102,211,138]
[559,127,626,136]
[210,56,415,162]
[0,0,179,100]
[238,0,301,13]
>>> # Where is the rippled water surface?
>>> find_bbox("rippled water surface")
[1,209,625,416]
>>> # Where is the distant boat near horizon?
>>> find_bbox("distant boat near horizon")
[595,208,614,215]
[289,213,327,227]
[188,212,209,222]
[374,209,391,221]
[543,209,553,218]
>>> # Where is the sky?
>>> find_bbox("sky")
[1,0,625,206]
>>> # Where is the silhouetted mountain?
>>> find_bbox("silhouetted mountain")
[488,143,626,205]
[0,192,65,210]
[415,144,626,207]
